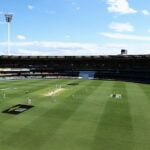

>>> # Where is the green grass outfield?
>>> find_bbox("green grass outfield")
[0,79,150,150]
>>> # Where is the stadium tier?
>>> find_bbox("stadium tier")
[0,55,150,82]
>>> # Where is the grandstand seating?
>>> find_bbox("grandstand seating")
[0,55,150,82]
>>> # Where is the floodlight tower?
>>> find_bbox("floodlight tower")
[5,14,13,55]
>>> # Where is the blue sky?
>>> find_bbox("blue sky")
[0,0,150,55]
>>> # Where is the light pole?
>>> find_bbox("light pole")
[5,14,13,55]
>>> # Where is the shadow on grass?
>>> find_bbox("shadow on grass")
[1,80,103,150]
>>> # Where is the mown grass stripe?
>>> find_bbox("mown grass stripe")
[126,82,150,150]
[0,80,91,150]
[42,81,114,150]
[93,81,134,150]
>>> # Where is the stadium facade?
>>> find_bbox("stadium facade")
[0,54,150,82]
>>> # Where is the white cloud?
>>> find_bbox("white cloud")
[17,35,26,40]
[17,49,44,56]
[65,35,71,39]
[69,1,80,11]
[28,5,34,10]
[106,0,137,14]
[142,10,150,16]
[109,22,134,32]
[101,32,150,41]
[0,41,100,55]
[0,41,149,55]
[76,7,80,11]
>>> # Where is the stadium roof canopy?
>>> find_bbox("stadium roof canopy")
[0,55,150,60]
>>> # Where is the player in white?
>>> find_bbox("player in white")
[27,97,32,105]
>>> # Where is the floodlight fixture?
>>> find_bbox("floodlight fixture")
[5,14,13,23]
[5,14,13,55]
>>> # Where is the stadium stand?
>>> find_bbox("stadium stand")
[0,55,150,82]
